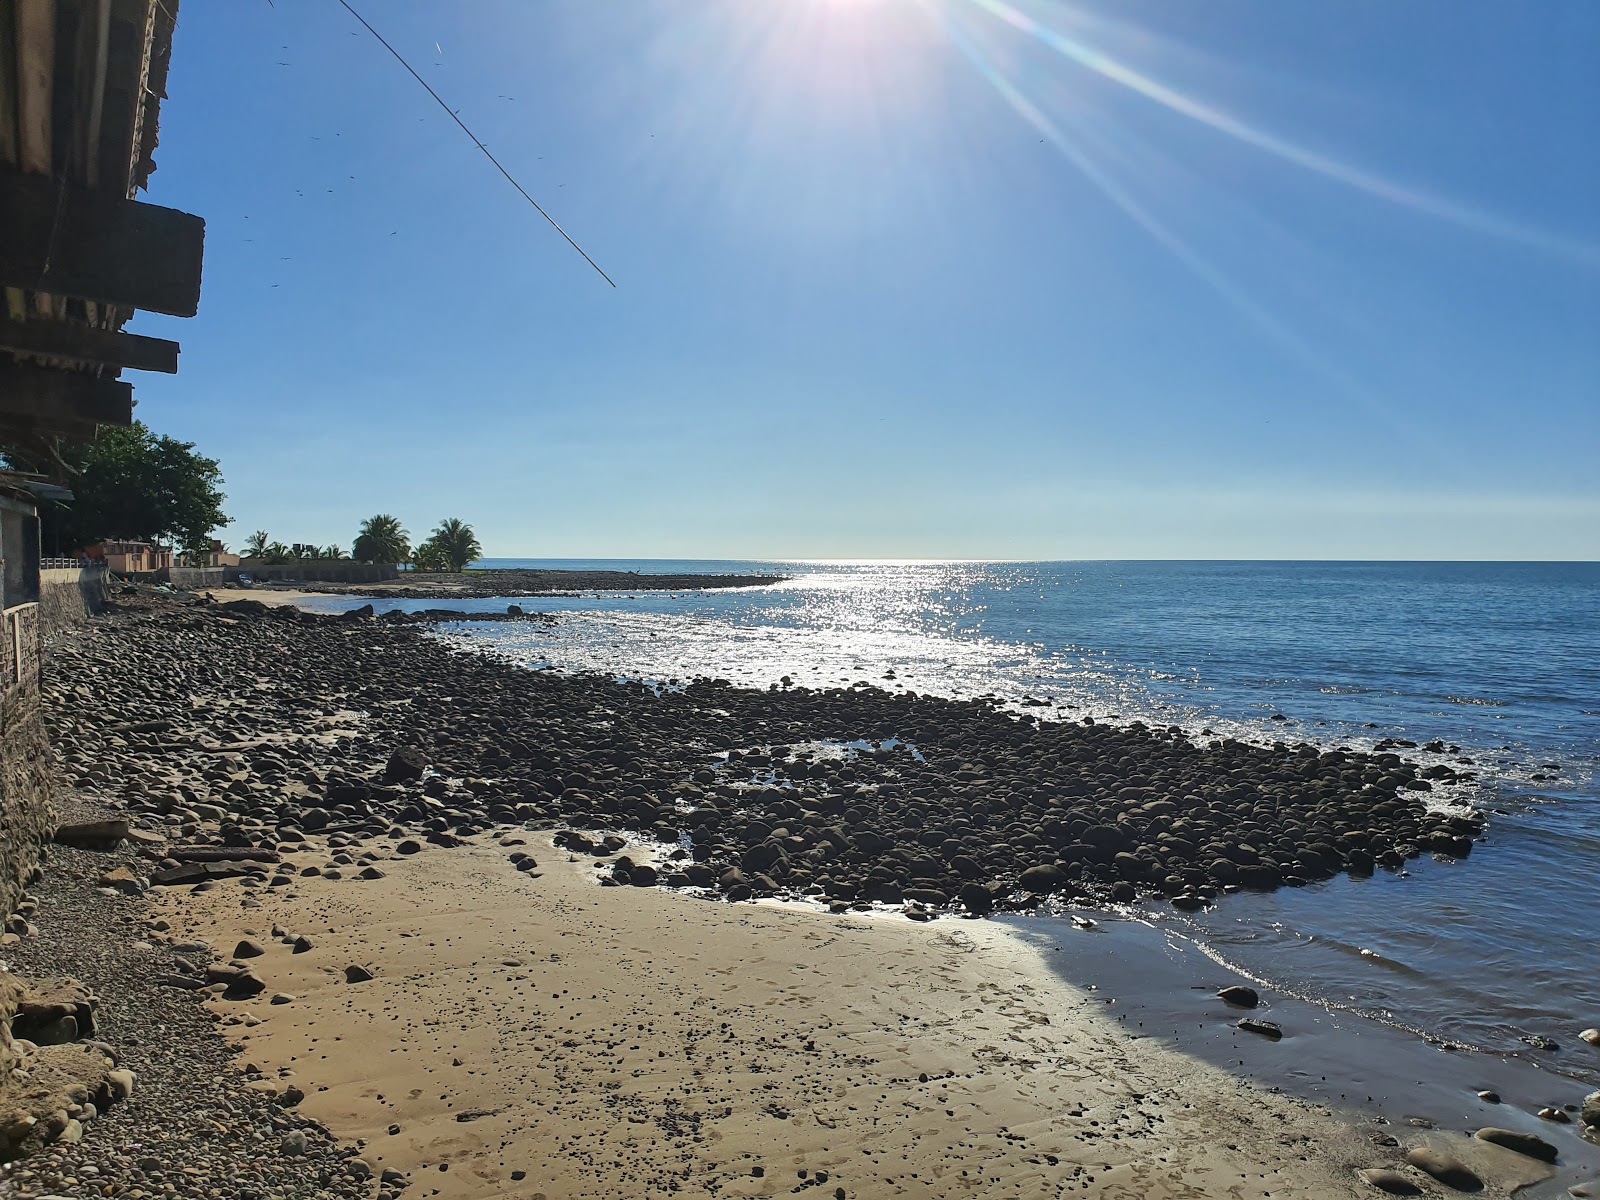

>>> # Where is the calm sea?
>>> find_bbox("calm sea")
[313,560,1600,1086]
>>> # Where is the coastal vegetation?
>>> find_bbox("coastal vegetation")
[241,531,349,564]
[413,517,483,572]
[351,514,410,565]
[239,516,482,569]
[2,420,227,557]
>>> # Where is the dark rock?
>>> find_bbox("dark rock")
[383,747,427,784]
[345,964,375,984]
[54,818,130,848]
[396,839,422,854]
[233,938,266,959]
[957,882,994,916]
[1018,864,1066,894]
[1236,1018,1283,1040]
[1218,985,1259,1008]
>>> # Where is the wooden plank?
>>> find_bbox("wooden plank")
[0,166,204,315]
[0,357,133,425]
[14,0,53,175]
[0,0,20,167]
[0,314,176,371]
[98,0,146,193]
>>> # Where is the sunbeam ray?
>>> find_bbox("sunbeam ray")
[930,4,1440,453]
[964,0,1600,267]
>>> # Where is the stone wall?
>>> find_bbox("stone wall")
[0,682,54,942]
[164,567,224,590]
[38,568,108,632]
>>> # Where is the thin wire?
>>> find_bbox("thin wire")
[333,0,616,287]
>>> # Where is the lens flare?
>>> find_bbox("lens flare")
[962,0,1599,267]
[934,6,1430,444]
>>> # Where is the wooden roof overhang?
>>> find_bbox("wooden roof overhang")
[0,0,202,453]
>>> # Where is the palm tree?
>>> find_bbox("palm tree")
[244,530,270,559]
[352,514,410,565]
[423,518,482,573]
[321,544,346,560]
[411,540,449,573]
[263,542,293,565]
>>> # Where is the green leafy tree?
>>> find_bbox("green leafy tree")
[4,421,227,556]
[417,518,482,573]
[352,514,410,565]
[244,530,270,559]
[263,542,293,565]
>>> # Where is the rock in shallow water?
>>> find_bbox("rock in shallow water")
[1474,1127,1557,1162]
[1218,985,1259,1008]
[1236,1018,1283,1040]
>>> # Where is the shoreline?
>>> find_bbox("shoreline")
[235,567,789,601]
[4,590,1594,1197]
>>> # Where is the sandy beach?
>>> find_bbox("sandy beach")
[160,832,1398,1200]
[3,589,1592,1200]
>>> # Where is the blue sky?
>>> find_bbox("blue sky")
[136,0,1598,560]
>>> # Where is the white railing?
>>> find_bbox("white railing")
[41,558,108,571]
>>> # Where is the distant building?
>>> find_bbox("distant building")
[89,540,173,574]
[178,540,239,569]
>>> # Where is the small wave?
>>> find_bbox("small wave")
[1444,695,1510,707]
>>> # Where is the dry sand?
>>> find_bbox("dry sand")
[154,833,1408,1200]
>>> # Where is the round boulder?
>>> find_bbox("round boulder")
[1404,1146,1482,1191]
[1018,864,1066,894]
[1358,1168,1421,1195]
[1474,1127,1557,1162]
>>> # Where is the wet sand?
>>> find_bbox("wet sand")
[163,834,1385,1200]
[1008,913,1599,1197]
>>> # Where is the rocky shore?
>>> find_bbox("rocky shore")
[47,591,1484,919]
[272,567,786,600]
[7,589,1592,1198]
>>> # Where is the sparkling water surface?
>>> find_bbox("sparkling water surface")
[304,560,1600,1082]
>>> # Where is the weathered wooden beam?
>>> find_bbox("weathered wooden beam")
[0,314,177,371]
[0,166,204,314]
[14,0,54,176]
[0,357,133,425]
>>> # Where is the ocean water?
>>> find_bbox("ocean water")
[311,560,1600,1090]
